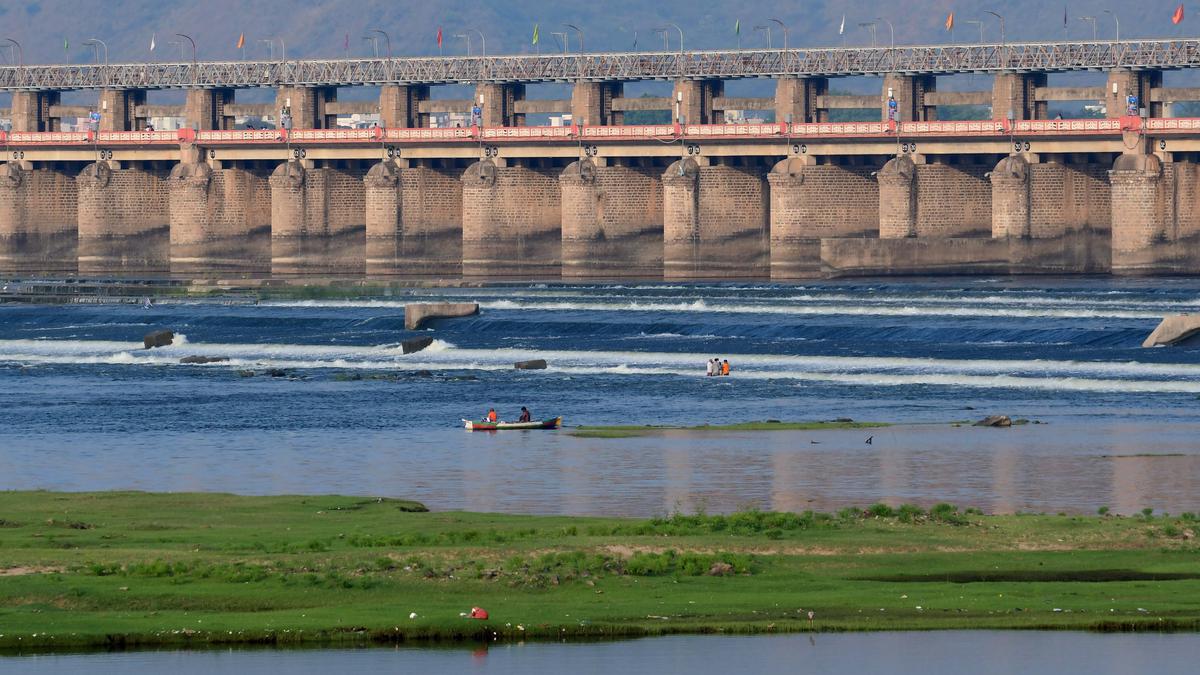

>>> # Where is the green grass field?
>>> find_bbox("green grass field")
[1,491,1198,650]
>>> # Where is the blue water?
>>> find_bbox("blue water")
[1,277,1198,515]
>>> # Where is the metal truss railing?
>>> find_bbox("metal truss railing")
[4,39,1200,91]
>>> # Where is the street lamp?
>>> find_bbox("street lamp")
[2,37,22,66]
[564,24,583,53]
[552,32,568,54]
[83,38,108,66]
[859,22,877,48]
[653,28,669,51]
[467,28,486,57]
[1103,9,1120,42]
[175,33,196,64]
[659,22,684,53]
[455,33,471,56]
[754,25,771,49]
[1079,16,1097,41]
[876,17,895,49]
[368,29,391,58]
[258,39,275,60]
[362,36,379,57]
[965,20,984,43]
[984,10,1005,45]
[769,18,788,51]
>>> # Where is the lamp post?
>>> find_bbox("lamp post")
[769,18,788,51]
[368,29,391,58]
[965,20,984,43]
[984,10,1005,45]
[754,25,771,49]
[564,24,583,53]
[2,37,22,66]
[661,23,684,53]
[467,29,486,57]
[653,28,669,51]
[876,17,895,49]
[258,39,275,60]
[1079,16,1097,41]
[175,33,196,64]
[552,32,568,54]
[83,38,108,66]
[859,22,877,48]
[455,33,471,56]
[1103,9,1120,42]
[362,35,379,57]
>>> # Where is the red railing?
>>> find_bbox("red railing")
[0,116,1186,148]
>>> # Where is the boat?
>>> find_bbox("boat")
[463,417,562,431]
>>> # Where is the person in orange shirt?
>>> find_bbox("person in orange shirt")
[485,408,498,423]
[721,359,731,376]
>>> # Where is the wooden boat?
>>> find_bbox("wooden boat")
[463,416,562,431]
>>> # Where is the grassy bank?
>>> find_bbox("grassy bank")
[571,420,890,438]
[1,492,1198,650]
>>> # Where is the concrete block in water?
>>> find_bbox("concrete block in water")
[1143,315,1200,347]
[143,330,174,349]
[404,302,479,330]
[515,359,548,370]
[401,336,434,354]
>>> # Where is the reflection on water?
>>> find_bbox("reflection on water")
[2,423,1196,516]
[4,632,1199,675]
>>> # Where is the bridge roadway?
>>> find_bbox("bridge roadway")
[4,39,1200,90]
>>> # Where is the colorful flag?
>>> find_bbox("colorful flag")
[1173,4,1185,24]
[236,32,245,50]
[735,19,740,36]
[437,27,443,48]
[64,38,69,51]
[945,13,954,31]
[532,24,539,45]
[839,15,845,35]
[150,33,156,51]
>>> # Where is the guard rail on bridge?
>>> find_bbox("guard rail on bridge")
[0,117,1175,149]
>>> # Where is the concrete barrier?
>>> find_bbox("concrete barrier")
[1143,315,1200,347]
[404,302,479,330]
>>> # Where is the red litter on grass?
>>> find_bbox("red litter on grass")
[469,607,489,620]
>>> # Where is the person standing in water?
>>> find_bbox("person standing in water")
[706,359,715,377]
[721,359,731,376]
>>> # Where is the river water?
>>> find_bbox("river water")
[4,632,1199,674]
[1,277,1198,515]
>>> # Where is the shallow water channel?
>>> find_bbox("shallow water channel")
[4,632,1198,674]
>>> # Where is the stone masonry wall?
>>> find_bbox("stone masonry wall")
[914,164,991,238]
[271,164,366,276]
[1029,163,1112,238]
[561,161,663,278]
[461,161,561,277]
[365,163,463,277]
[76,163,170,275]
[769,161,878,278]
[663,164,768,279]
[169,165,272,276]
[0,165,78,274]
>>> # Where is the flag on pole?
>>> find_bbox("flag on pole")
[945,13,954,31]
[1063,6,1068,30]
[236,32,245,50]
[344,33,350,51]
[150,33,156,51]
[64,38,69,51]
[1173,4,1185,24]
[735,19,740,36]
[437,27,443,48]
[839,15,845,35]
[532,24,539,45]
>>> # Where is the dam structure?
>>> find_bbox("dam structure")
[4,38,1200,279]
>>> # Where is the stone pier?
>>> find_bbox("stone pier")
[168,164,272,276]
[76,163,170,275]
[1110,154,1200,273]
[461,160,561,277]
[364,161,463,277]
[662,159,769,279]
[269,163,366,276]
[560,159,663,278]
[0,164,78,274]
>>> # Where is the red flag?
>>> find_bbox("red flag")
[945,12,954,31]
[1173,4,1185,24]
[437,27,443,47]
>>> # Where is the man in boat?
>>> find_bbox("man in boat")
[485,408,498,423]
[518,407,532,423]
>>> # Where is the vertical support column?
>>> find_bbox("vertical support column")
[379,85,430,128]
[570,82,623,126]
[1106,70,1162,119]
[560,159,663,277]
[275,86,337,130]
[269,162,366,276]
[10,91,61,132]
[662,158,701,278]
[882,74,935,123]
[1110,153,1164,273]
[76,162,170,275]
[775,77,827,125]
[168,163,271,276]
[461,159,561,277]
[98,90,146,131]
[662,158,768,279]
[365,161,402,275]
[992,72,1047,121]
[0,164,78,274]
[877,156,917,238]
[673,80,723,124]
[475,83,526,127]
[184,89,235,131]
[990,155,1031,238]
